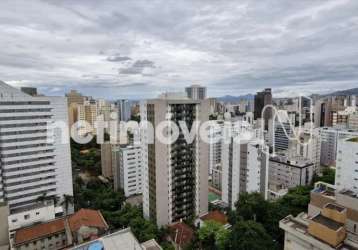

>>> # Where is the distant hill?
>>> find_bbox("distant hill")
[216,94,254,103]
[323,88,358,97]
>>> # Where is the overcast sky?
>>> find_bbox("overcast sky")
[1,0,358,99]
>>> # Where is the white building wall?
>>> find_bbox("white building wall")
[45,96,73,203]
[0,82,73,215]
[8,202,55,232]
[119,145,142,197]
[336,138,358,192]
[0,82,57,213]
[221,132,264,210]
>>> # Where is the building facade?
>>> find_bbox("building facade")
[185,85,207,100]
[116,99,131,122]
[116,145,143,197]
[280,182,358,249]
[336,137,358,192]
[254,88,272,130]
[0,81,73,215]
[221,138,268,210]
[320,127,358,166]
[100,142,113,179]
[141,96,210,226]
[269,154,314,189]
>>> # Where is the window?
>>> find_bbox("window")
[11,219,18,223]
[24,214,30,220]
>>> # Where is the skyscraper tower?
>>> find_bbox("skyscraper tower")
[254,88,272,130]
[141,94,210,226]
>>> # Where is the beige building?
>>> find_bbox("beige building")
[66,90,85,129]
[141,95,210,226]
[66,90,85,106]
[76,99,98,135]
[0,203,9,249]
[101,142,114,179]
[349,112,358,130]
[280,182,358,250]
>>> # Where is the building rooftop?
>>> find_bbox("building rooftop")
[280,214,358,250]
[71,228,162,250]
[68,208,109,232]
[311,214,344,231]
[14,218,66,246]
[14,209,108,246]
[168,222,194,247]
[269,153,313,168]
[200,211,228,225]
[325,203,345,212]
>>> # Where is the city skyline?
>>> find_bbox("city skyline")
[1,1,358,99]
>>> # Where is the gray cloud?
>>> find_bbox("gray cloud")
[119,60,155,75]
[0,0,358,98]
[106,53,131,62]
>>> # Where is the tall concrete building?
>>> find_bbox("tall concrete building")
[115,145,143,197]
[221,136,268,210]
[65,90,85,129]
[116,99,131,122]
[101,142,114,179]
[254,88,272,130]
[348,112,358,130]
[141,95,210,226]
[65,90,85,106]
[320,127,358,166]
[314,96,346,128]
[185,85,207,100]
[336,137,358,192]
[0,81,73,215]
[76,99,98,135]
[289,126,321,174]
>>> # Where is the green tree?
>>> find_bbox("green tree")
[198,221,229,250]
[227,220,275,250]
[313,168,335,185]
[234,192,269,222]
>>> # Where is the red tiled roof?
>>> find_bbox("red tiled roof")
[14,209,108,246]
[200,210,228,225]
[14,218,65,246]
[68,208,108,232]
[168,222,194,246]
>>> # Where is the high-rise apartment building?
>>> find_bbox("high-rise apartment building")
[208,121,223,190]
[208,121,223,175]
[289,126,321,174]
[348,112,358,130]
[185,85,207,100]
[65,90,85,106]
[141,95,210,226]
[221,137,268,210]
[76,99,98,135]
[116,99,131,122]
[115,145,142,197]
[320,127,358,166]
[0,81,73,215]
[254,88,272,130]
[336,137,358,192]
[101,142,113,179]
